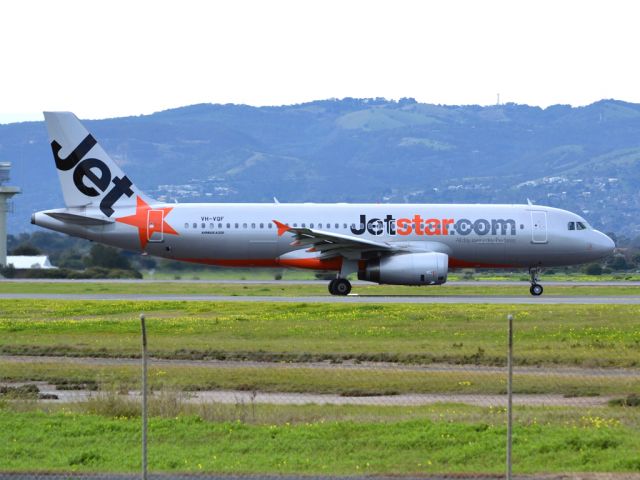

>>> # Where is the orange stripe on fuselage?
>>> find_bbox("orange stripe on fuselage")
[278,257,343,270]
[181,257,512,271]
[181,257,343,271]
[448,258,516,269]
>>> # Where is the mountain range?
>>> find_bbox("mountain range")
[2,98,640,238]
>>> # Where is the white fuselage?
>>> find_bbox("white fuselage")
[33,202,615,271]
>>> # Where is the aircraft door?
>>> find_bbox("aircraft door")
[147,209,165,243]
[530,211,548,244]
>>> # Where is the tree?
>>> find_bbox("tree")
[85,245,132,270]
[10,243,42,256]
[607,255,628,271]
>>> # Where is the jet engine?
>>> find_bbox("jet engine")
[358,252,448,285]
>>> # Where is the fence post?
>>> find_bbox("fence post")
[506,314,513,480]
[141,313,148,480]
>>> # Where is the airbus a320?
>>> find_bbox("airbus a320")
[32,112,615,296]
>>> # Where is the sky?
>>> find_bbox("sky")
[2,0,640,123]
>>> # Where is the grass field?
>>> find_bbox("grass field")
[2,360,638,396]
[2,296,640,475]
[3,280,640,296]
[145,268,640,282]
[1,405,639,474]
[1,300,639,367]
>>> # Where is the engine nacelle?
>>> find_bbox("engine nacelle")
[358,252,448,285]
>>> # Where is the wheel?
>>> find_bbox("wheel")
[328,279,337,295]
[333,278,352,296]
[530,284,543,296]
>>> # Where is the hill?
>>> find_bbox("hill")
[2,98,640,238]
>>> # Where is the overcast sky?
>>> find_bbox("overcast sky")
[2,0,639,123]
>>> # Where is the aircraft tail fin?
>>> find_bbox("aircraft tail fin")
[43,112,151,217]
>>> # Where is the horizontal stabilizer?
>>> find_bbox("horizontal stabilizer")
[45,211,115,226]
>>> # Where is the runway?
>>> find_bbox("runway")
[4,278,640,286]
[0,292,639,303]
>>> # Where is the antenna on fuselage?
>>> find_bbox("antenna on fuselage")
[527,198,533,205]
[273,197,280,204]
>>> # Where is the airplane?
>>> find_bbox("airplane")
[32,112,615,296]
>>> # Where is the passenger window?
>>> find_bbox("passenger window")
[251,223,256,229]
[568,222,575,231]
[293,223,298,227]
[310,223,314,228]
[184,223,189,229]
[335,223,339,229]
[268,223,272,229]
[226,223,230,228]
[201,223,206,229]
[234,223,239,229]
[210,223,214,229]
[577,222,586,230]
[302,223,306,228]
[218,223,222,229]
[260,223,264,229]
[192,223,197,229]
[243,223,247,229]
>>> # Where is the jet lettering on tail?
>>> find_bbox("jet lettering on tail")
[51,133,134,216]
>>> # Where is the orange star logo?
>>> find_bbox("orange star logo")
[115,196,178,249]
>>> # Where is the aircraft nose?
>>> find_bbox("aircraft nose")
[592,231,615,257]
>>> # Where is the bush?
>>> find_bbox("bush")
[0,264,16,278]
[9,267,142,279]
[583,263,603,275]
[609,394,640,407]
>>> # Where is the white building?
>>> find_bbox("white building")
[7,255,57,269]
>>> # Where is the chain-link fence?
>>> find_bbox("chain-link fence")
[1,304,639,478]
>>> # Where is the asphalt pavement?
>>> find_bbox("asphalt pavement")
[0,292,639,304]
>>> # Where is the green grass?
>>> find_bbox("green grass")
[2,300,640,368]
[1,407,639,474]
[15,395,640,429]
[2,280,640,296]
[146,268,640,282]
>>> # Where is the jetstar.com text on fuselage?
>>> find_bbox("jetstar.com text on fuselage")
[349,214,517,236]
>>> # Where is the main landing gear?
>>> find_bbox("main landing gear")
[329,278,352,296]
[529,267,543,296]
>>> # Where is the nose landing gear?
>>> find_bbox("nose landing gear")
[530,283,544,296]
[529,267,543,296]
[329,278,352,296]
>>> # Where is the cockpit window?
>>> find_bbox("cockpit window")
[569,221,587,231]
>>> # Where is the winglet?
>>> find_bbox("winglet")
[273,219,291,237]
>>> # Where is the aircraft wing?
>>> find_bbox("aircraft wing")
[273,220,397,255]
